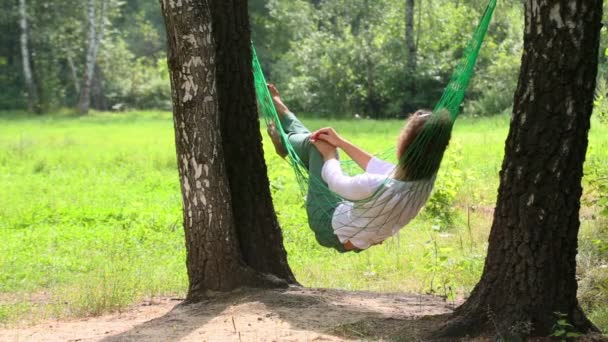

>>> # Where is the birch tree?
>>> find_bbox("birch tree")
[159,0,296,300]
[78,0,107,115]
[18,0,39,113]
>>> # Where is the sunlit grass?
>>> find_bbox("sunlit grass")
[0,110,606,333]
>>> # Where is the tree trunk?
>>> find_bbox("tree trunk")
[159,0,296,302]
[210,0,297,282]
[363,0,377,118]
[91,63,107,110]
[67,53,80,95]
[416,0,422,50]
[78,0,106,115]
[436,0,602,338]
[366,53,377,118]
[405,0,417,97]
[18,0,39,113]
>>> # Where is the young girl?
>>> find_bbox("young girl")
[267,84,450,252]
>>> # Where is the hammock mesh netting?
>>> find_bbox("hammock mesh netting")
[253,0,497,252]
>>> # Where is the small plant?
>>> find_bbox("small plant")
[594,77,608,125]
[582,146,608,258]
[424,141,464,227]
[551,312,582,340]
[584,151,608,220]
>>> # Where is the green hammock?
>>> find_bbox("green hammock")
[253,0,497,252]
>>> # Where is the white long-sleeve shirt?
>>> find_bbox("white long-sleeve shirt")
[321,157,434,250]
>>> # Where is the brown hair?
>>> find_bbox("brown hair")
[393,109,452,181]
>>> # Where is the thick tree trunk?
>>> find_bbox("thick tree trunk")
[405,0,417,97]
[18,0,39,113]
[159,0,296,301]
[210,0,297,283]
[78,0,106,115]
[437,0,602,338]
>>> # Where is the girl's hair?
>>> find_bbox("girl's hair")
[393,109,452,181]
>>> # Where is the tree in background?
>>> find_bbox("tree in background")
[251,0,524,118]
[404,0,417,103]
[0,0,593,118]
[0,0,527,115]
[438,0,602,338]
[0,0,169,112]
[30,0,85,110]
[18,0,39,113]
[159,0,296,300]
[78,0,107,115]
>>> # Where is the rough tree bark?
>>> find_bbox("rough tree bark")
[437,0,603,338]
[209,1,298,280]
[18,0,39,113]
[78,0,106,115]
[159,0,296,301]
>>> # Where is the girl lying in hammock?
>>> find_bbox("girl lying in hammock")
[266,84,451,253]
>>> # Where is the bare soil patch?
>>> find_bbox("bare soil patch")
[0,287,462,341]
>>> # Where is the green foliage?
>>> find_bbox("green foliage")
[578,126,608,336]
[0,2,25,111]
[1,0,526,115]
[578,267,608,316]
[254,0,523,118]
[551,313,582,340]
[99,38,171,110]
[598,12,608,80]
[423,141,464,226]
[594,78,608,125]
[0,0,166,112]
[590,307,608,335]
[421,230,484,300]
[579,144,608,334]
[584,145,608,220]
[465,3,523,117]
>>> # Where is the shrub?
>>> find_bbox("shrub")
[423,141,464,227]
[98,38,171,110]
[593,78,608,125]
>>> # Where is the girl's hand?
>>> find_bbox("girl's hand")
[312,140,338,161]
[311,127,345,148]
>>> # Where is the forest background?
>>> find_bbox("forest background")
[4,0,608,118]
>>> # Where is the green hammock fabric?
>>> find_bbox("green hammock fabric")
[253,0,497,252]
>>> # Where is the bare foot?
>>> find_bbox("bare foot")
[267,84,289,118]
[267,122,288,158]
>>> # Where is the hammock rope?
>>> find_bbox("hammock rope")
[253,0,497,252]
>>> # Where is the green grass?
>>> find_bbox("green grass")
[0,110,606,333]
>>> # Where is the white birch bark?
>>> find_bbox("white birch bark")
[19,0,39,113]
[78,0,107,115]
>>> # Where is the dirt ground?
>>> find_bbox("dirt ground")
[0,287,464,341]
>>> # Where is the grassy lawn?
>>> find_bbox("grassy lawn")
[0,111,606,332]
